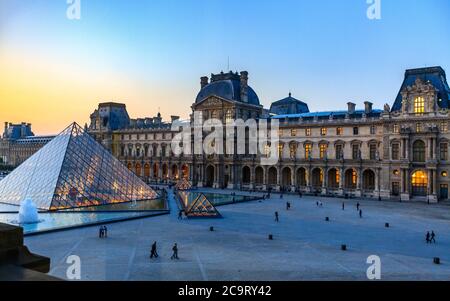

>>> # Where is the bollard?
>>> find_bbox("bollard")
[325,217,330,222]
[268,234,273,240]
[210,226,214,232]
[341,244,347,251]
[385,223,390,228]
[433,257,440,265]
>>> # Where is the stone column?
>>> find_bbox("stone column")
[400,168,410,201]
[338,167,344,196]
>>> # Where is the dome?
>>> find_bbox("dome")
[195,71,260,106]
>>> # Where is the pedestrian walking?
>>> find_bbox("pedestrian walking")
[426,231,431,244]
[99,226,103,238]
[359,209,362,218]
[356,202,360,211]
[171,243,179,260]
[286,202,291,210]
[342,202,345,210]
[178,210,183,220]
[150,241,159,259]
[430,231,436,243]
[275,211,279,222]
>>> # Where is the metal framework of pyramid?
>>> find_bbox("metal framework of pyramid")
[174,178,192,191]
[185,193,220,218]
[0,123,158,211]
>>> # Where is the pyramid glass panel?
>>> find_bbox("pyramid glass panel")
[185,193,221,218]
[0,123,158,211]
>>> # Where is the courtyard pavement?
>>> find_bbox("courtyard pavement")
[25,189,450,281]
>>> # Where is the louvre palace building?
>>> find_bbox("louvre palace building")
[2,66,450,203]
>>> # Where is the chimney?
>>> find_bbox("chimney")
[347,102,356,114]
[240,71,249,103]
[364,101,373,114]
[200,76,209,88]
[171,115,180,123]
[3,122,7,138]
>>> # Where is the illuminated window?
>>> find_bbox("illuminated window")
[442,171,448,177]
[414,96,425,115]
[411,170,427,196]
[305,128,311,137]
[264,143,271,157]
[319,144,327,159]
[416,123,422,133]
[351,170,357,186]
[335,170,340,184]
[393,124,399,133]
[291,129,297,137]
[305,144,312,159]
[440,121,448,132]
[278,143,284,158]
[320,127,327,136]
[393,170,400,176]
[336,127,343,136]
[225,110,233,123]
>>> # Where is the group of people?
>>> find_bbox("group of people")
[98,225,108,238]
[426,231,437,244]
[150,241,179,260]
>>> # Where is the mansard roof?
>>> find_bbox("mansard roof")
[391,66,450,111]
[269,93,310,115]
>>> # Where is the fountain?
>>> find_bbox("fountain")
[18,198,40,224]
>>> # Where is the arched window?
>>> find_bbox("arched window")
[414,96,425,115]
[411,170,427,196]
[413,140,426,162]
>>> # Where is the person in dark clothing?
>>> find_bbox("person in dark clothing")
[359,209,362,218]
[99,226,103,238]
[171,243,179,260]
[286,202,291,210]
[342,202,345,210]
[103,226,108,238]
[430,231,436,243]
[280,194,283,199]
[426,231,431,244]
[150,241,159,259]
[316,201,319,207]
[356,202,360,211]
[275,211,279,222]
[178,210,183,220]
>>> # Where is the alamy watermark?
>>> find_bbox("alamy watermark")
[66,0,81,20]
[66,255,81,280]
[171,112,280,165]
[366,255,381,280]
[367,0,381,20]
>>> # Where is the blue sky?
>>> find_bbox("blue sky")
[1,0,449,133]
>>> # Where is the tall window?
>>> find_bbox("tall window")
[278,143,284,158]
[416,123,422,133]
[335,144,343,159]
[336,127,343,136]
[320,127,327,136]
[352,144,360,159]
[305,144,312,159]
[392,143,400,160]
[440,121,448,132]
[369,144,377,160]
[305,128,311,137]
[370,125,376,135]
[225,110,233,123]
[440,143,448,161]
[353,127,359,135]
[319,144,327,159]
[289,143,297,159]
[414,96,425,115]
[413,140,426,162]
[393,124,399,133]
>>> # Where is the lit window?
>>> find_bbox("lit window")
[319,144,327,159]
[321,127,327,136]
[416,123,422,133]
[305,128,311,137]
[278,143,284,158]
[414,96,425,115]
[225,110,233,123]
[442,171,448,177]
[393,170,400,176]
[336,127,343,136]
[393,124,399,133]
[305,144,312,159]
[440,121,448,132]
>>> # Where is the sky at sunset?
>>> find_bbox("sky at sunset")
[1,0,449,135]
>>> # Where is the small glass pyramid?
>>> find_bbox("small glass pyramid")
[185,193,221,218]
[0,123,158,211]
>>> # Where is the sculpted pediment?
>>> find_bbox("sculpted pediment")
[194,96,234,109]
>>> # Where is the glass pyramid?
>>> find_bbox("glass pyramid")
[0,123,158,211]
[185,193,221,218]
